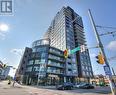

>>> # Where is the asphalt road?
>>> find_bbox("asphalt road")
[0,81,111,95]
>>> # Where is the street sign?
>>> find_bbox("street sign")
[104,66,112,76]
[70,47,80,54]
[70,45,85,54]
[80,45,86,52]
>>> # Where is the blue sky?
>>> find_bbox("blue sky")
[0,0,116,75]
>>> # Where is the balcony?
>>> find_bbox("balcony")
[48,56,65,63]
[49,50,64,57]
[67,65,72,68]
[47,63,64,68]
[47,70,64,75]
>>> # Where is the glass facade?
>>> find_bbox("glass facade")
[22,39,66,85]
[43,6,93,81]
[32,39,50,48]
[19,6,93,86]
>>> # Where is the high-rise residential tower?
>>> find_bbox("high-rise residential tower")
[17,6,93,86]
[44,6,93,82]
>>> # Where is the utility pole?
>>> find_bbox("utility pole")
[88,9,116,95]
[112,67,116,76]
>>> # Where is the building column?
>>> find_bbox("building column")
[26,75,28,85]
[64,77,66,82]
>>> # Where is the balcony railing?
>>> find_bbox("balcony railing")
[48,63,64,68]
[47,70,64,74]
[48,56,65,62]
[49,50,64,57]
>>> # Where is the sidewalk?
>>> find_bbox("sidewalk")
[34,85,56,89]
[0,81,112,95]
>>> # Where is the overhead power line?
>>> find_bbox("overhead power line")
[96,25,116,29]
[99,31,116,36]
[108,56,116,61]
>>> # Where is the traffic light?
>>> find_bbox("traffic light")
[4,64,6,67]
[63,49,68,58]
[96,52,105,64]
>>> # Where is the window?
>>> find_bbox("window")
[28,60,34,65]
[33,66,40,71]
[90,72,92,76]
[32,48,36,52]
[82,66,85,69]
[83,71,85,76]
[23,61,25,64]
[26,67,32,72]
[86,72,89,76]
[89,67,91,71]
[40,59,45,63]
[35,60,40,64]
[24,55,27,58]
[41,53,46,58]
[21,67,23,70]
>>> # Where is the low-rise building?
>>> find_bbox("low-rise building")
[16,39,68,85]
[90,75,109,86]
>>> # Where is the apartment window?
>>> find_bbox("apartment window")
[23,61,25,64]
[86,72,89,76]
[40,59,46,63]
[33,48,36,52]
[21,67,23,70]
[24,55,27,58]
[36,41,41,45]
[83,71,85,76]
[26,67,32,72]
[42,40,49,45]
[82,66,84,69]
[33,66,40,71]
[90,72,92,76]
[34,60,40,64]
[41,53,46,58]
[89,67,92,71]
[28,60,34,65]
[68,69,72,71]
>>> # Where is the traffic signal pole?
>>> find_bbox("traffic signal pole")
[88,9,116,95]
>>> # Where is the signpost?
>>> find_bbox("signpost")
[104,65,112,77]
[80,45,86,52]
[70,47,80,54]
[69,45,85,55]
[88,9,116,95]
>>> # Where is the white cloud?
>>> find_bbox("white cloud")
[10,48,24,56]
[107,40,116,51]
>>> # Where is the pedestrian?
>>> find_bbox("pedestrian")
[12,76,16,87]
[8,78,11,85]
[8,76,11,85]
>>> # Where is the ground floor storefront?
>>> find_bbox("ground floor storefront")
[22,74,77,86]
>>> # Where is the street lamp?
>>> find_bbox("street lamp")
[12,50,23,56]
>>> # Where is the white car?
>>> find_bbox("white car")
[74,83,86,88]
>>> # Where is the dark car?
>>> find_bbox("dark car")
[56,82,73,90]
[79,83,94,89]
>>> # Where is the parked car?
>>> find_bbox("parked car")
[74,83,86,88]
[79,83,94,89]
[56,82,73,90]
